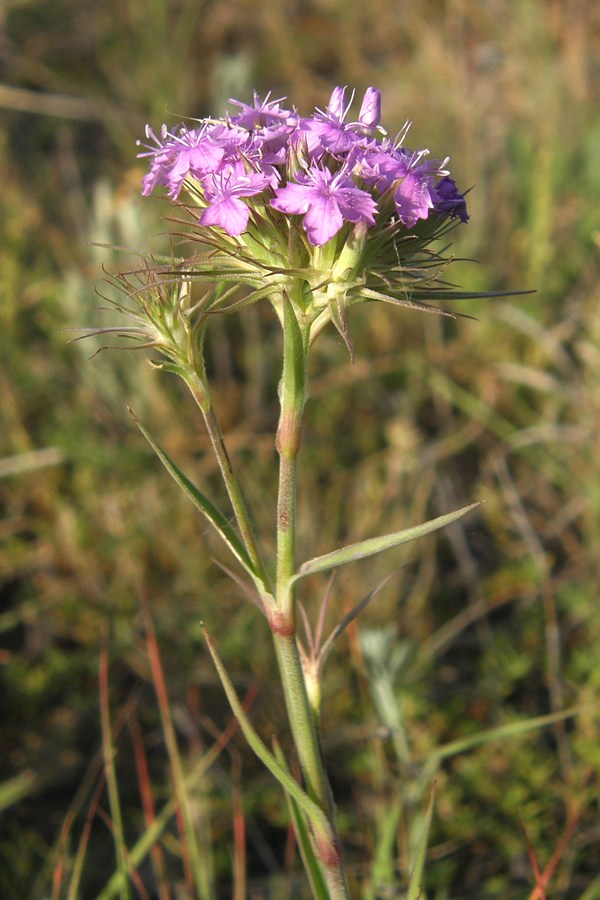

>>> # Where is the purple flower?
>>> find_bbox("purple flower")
[392,172,435,227]
[303,86,382,158]
[226,93,300,166]
[199,167,272,236]
[138,84,469,244]
[138,125,177,196]
[433,176,469,222]
[352,141,450,227]
[351,142,408,192]
[228,91,296,131]
[271,165,377,246]
[206,122,254,153]
[138,125,226,199]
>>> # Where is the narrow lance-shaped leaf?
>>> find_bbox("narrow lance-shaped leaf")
[132,412,259,582]
[318,571,400,670]
[292,502,480,584]
[273,741,330,900]
[200,625,333,842]
[423,705,583,764]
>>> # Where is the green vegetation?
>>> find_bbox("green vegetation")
[1,1,600,896]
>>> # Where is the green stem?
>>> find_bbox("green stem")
[276,446,298,615]
[185,372,270,589]
[273,295,350,898]
[272,634,331,811]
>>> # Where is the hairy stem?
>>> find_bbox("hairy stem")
[273,296,350,897]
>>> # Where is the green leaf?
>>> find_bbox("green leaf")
[292,502,481,583]
[0,771,37,813]
[201,625,333,840]
[274,742,330,900]
[423,705,583,764]
[133,413,257,580]
[369,797,402,893]
[407,783,436,900]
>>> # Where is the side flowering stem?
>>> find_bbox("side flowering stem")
[272,295,349,897]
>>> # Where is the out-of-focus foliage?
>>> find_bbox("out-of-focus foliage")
[1,1,600,896]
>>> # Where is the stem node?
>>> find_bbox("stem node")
[268,608,295,637]
[316,831,342,869]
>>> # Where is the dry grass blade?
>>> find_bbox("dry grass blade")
[99,640,131,900]
[139,596,210,899]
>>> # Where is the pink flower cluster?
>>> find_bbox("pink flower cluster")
[138,86,468,247]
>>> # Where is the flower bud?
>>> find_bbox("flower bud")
[326,85,347,119]
[358,86,382,130]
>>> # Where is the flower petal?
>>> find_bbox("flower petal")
[200,197,250,236]
[303,199,344,246]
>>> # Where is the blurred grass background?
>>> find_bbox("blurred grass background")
[1,0,600,896]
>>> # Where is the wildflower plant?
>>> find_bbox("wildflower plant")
[89,85,505,897]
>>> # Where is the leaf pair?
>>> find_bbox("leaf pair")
[135,408,480,594]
